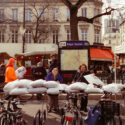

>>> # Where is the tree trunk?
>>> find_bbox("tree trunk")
[70,7,79,41]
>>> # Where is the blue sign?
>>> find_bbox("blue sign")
[66,41,89,47]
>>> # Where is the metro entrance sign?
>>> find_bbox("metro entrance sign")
[59,41,89,48]
[58,41,90,84]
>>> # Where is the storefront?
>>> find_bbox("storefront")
[0,52,11,64]
[89,47,114,76]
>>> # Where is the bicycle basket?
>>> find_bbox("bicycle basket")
[100,101,120,118]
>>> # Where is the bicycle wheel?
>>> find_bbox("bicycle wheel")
[40,110,46,125]
[106,118,116,125]
[0,117,9,125]
[17,119,27,125]
[61,115,65,125]
[0,116,5,125]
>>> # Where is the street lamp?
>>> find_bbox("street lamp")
[22,0,25,53]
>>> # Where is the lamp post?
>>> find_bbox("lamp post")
[22,0,25,53]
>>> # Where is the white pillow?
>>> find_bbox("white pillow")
[60,84,69,90]
[68,82,87,91]
[65,86,80,93]
[9,88,28,95]
[30,79,46,88]
[47,88,59,95]
[85,84,103,93]
[45,81,58,88]
[28,87,47,94]
[3,80,19,93]
[102,83,124,94]
[15,79,32,89]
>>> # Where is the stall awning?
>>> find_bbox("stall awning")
[90,48,114,61]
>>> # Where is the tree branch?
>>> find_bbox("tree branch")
[91,8,116,21]
[75,0,87,9]
[62,0,72,8]
[78,8,116,23]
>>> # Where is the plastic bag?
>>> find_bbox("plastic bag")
[15,66,26,78]
[30,79,46,88]
[9,88,28,95]
[84,74,104,86]
[47,88,59,95]
[28,87,47,94]
[84,106,100,125]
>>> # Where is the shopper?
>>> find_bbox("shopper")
[72,64,90,112]
[46,67,63,112]
[48,54,58,73]
[33,62,47,100]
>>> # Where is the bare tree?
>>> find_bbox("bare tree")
[28,0,51,43]
[62,0,115,40]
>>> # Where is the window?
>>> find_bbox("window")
[0,9,4,21]
[12,9,18,21]
[53,30,58,44]
[25,30,32,43]
[94,9,100,22]
[67,9,70,21]
[95,29,100,43]
[25,9,32,21]
[52,9,58,21]
[109,40,111,44]
[0,31,4,43]
[81,29,88,41]
[66,29,71,40]
[39,9,44,21]
[82,8,87,17]
[12,29,18,43]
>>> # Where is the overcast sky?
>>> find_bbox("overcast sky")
[103,0,125,9]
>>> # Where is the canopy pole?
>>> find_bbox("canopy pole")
[114,53,117,83]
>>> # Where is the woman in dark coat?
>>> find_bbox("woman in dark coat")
[72,64,90,112]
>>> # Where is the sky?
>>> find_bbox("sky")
[103,0,125,9]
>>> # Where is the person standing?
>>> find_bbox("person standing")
[49,54,59,73]
[4,58,18,103]
[33,62,47,100]
[72,64,90,112]
[46,67,63,112]
[5,58,17,84]
[0,64,6,83]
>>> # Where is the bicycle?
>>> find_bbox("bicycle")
[85,92,122,125]
[60,92,85,125]
[33,109,46,125]
[33,96,47,125]
[0,99,27,125]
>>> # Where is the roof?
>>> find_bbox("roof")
[90,48,114,61]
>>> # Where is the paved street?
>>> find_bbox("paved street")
[19,98,125,125]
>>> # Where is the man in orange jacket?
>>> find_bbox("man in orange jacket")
[5,58,17,83]
[4,58,19,103]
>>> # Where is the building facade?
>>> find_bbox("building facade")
[103,18,120,50]
[0,0,103,58]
